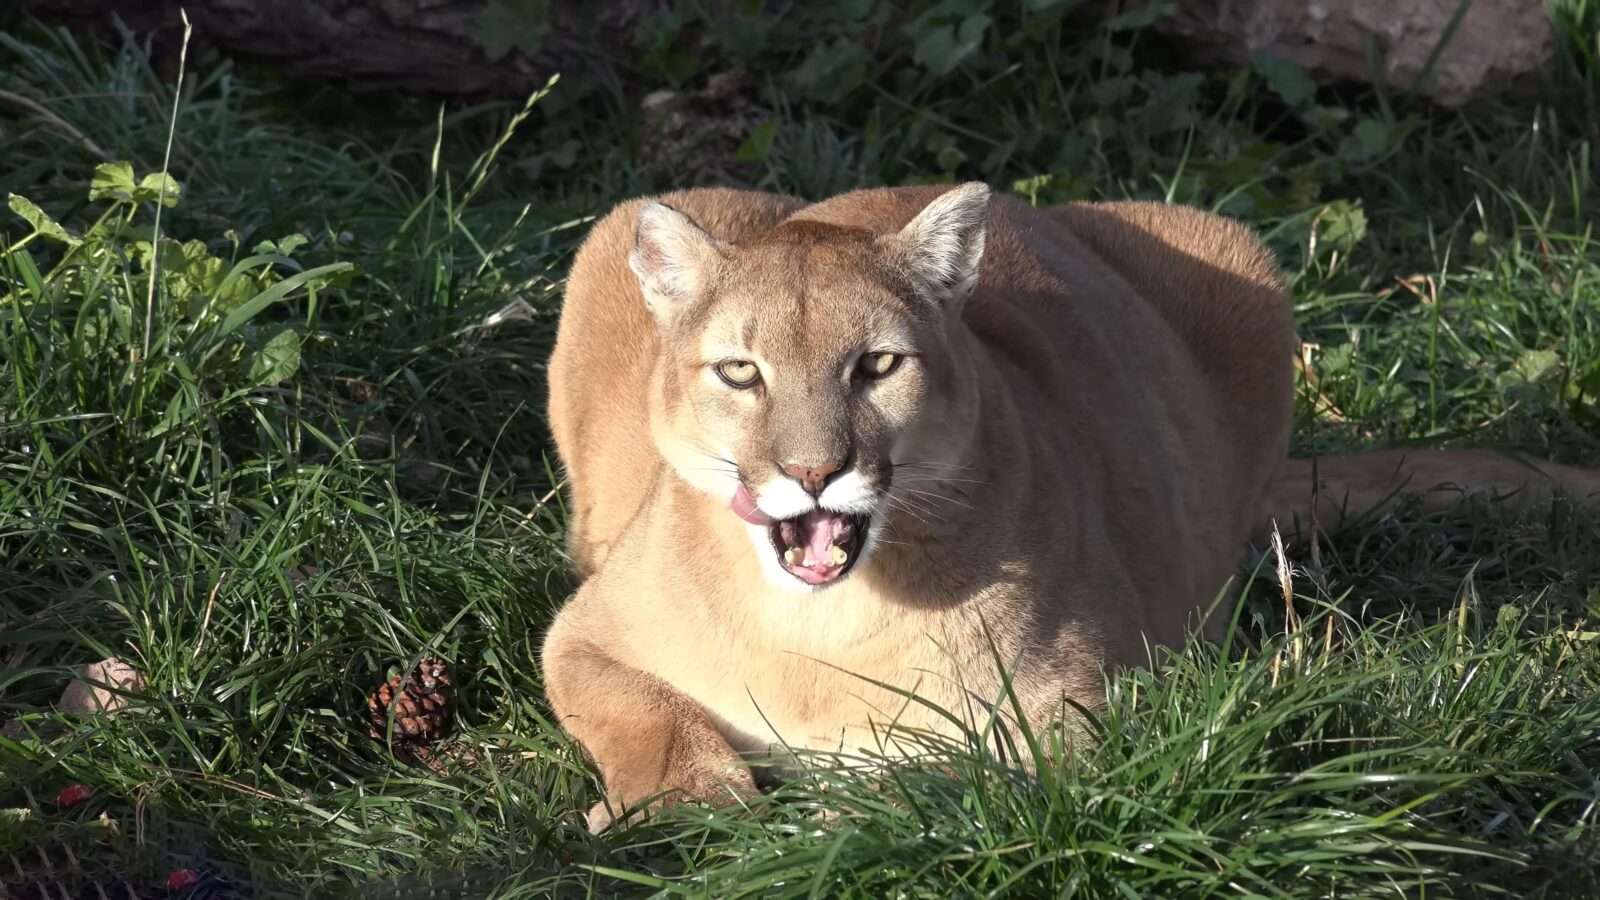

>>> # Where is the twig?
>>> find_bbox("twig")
[1309,454,1323,575]
[0,88,111,160]
[193,571,226,659]
[518,478,568,531]
[141,9,191,364]
[1269,519,1302,683]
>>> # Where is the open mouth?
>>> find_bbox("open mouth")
[767,510,870,586]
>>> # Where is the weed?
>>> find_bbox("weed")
[2,6,1598,896]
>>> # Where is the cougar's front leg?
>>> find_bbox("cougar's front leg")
[541,613,754,833]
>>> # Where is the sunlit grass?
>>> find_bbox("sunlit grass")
[2,9,1598,897]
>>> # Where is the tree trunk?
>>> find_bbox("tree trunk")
[20,0,660,99]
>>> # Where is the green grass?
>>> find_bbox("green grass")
[3,4,1599,897]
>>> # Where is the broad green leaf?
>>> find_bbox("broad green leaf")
[544,138,581,170]
[274,233,309,256]
[249,234,310,257]
[1351,117,1394,158]
[954,15,993,65]
[1573,360,1600,397]
[789,37,869,100]
[7,194,79,245]
[1318,200,1367,251]
[473,0,550,62]
[912,15,991,77]
[1507,349,1560,385]
[247,328,301,386]
[1011,174,1056,206]
[135,172,184,208]
[912,24,954,73]
[89,161,138,203]
[735,121,778,163]
[1253,54,1317,109]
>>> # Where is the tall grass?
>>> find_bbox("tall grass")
[2,7,1598,897]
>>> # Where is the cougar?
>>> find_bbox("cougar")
[541,183,1600,831]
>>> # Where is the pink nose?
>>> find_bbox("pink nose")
[782,460,843,496]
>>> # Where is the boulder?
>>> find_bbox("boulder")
[1156,0,1555,107]
[58,658,145,716]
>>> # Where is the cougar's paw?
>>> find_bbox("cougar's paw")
[585,757,758,834]
[584,798,623,834]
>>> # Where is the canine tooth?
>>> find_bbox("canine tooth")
[830,546,848,566]
[784,547,804,566]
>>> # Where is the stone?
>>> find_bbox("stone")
[1155,0,1555,107]
[58,658,145,715]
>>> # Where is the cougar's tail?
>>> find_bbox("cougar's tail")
[1261,448,1600,543]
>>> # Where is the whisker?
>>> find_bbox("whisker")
[888,495,944,525]
[886,497,935,528]
[890,488,937,510]
[869,518,907,548]
[689,440,741,469]
[896,474,989,487]
[684,442,744,480]
[897,486,974,511]
[893,460,977,473]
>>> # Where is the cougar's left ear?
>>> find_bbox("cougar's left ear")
[628,201,726,325]
[881,181,990,310]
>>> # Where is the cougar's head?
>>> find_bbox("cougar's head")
[630,183,989,589]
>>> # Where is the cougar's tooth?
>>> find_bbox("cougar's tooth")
[784,547,804,567]
[830,545,848,566]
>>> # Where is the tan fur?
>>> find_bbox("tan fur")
[542,184,1600,831]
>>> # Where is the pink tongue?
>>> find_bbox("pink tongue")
[731,483,775,525]
[800,510,843,564]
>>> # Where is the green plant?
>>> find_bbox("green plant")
[5,164,350,487]
[1,7,1598,897]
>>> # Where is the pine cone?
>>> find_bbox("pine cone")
[366,657,453,749]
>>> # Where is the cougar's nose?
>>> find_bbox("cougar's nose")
[781,459,845,497]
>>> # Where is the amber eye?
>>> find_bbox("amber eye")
[858,352,901,379]
[714,360,761,389]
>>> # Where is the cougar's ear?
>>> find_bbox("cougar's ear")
[628,201,725,324]
[882,182,990,310]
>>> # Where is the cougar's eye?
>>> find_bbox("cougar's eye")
[858,352,901,379]
[714,360,761,389]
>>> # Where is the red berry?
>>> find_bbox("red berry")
[55,783,93,808]
[165,868,201,891]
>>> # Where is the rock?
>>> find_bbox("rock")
[1155,0,1555,107]
[58,658,145,716]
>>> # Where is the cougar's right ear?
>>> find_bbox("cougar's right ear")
[628,201,725,324]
